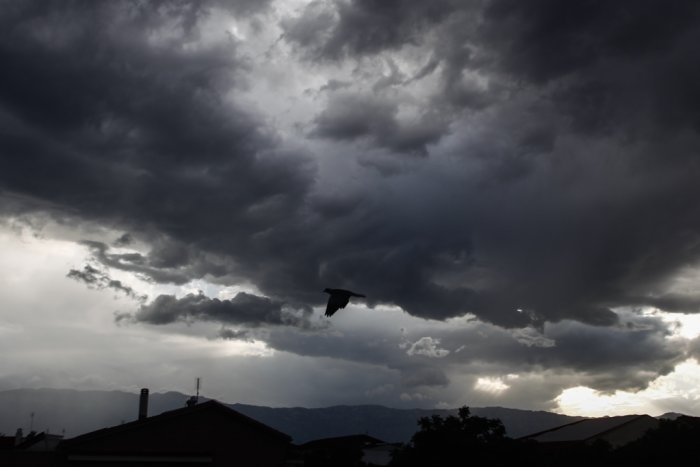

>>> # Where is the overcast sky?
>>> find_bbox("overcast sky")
[2,0,700,417]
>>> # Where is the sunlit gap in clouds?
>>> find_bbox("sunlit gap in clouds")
[474,375,517,395]
[645,309,700,340]
[556,360,700,417]
[163,333,274,358]
[553,306,700,417]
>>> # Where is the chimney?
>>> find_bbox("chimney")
[138,388,149,421]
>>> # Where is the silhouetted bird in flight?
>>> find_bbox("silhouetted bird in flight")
[323,288,366,317]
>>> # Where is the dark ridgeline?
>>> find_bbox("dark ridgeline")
[0,388,583,442]
[2,388,700,466]
[230,403,583,443]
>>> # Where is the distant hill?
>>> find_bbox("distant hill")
[230,403,585,443]
[0,388,586,443]
[658,412,686,420]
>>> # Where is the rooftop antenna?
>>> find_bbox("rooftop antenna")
[186,377,201,407]
[30,412,34,432]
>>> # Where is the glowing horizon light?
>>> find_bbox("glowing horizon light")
[556,359,700,417]
[555,386,643,417]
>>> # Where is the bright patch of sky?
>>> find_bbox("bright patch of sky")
[556,359,700,417]
[474,376,511,395]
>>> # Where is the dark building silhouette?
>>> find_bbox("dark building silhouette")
[58,399,292,466]
[0,429,64,467]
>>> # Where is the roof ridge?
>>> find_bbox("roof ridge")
[582,414,653,442]
[517,417,592,440]
[60,399,290,447]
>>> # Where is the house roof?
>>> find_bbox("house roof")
[15,432,61,449]
[60,399,291,447]
[520,414,659,447]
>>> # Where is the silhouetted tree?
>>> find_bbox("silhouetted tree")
[390,406,519,466]
[391,409,700,466]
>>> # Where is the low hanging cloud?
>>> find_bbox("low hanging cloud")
[400,366,450,388]
[80,240,235,286]
[404,336,450,358]
[67,264,146,302]
[119,291,314,329]
[218,328,253,341]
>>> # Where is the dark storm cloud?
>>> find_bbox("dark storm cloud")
[311,93,448,155]
[476,1,700,151]
[480,0,700,84]
[281,0,462,60]
[282,0,497,114]
[0,0,312,219]
[122,291,314,328]
[418,1,700,326]
[213,0,274,15]
[288,0,700,130]
[3,0,700,346]
[82,241,192,285]
[0,1,314,300]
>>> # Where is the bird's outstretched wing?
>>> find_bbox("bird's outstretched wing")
[325,293,349,317]
[323,288,365,317]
